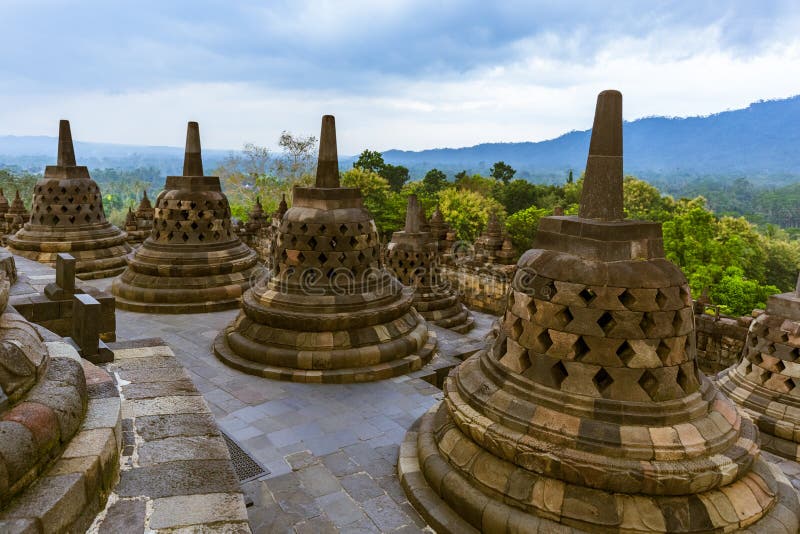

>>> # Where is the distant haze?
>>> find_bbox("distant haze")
[2,95,798,185]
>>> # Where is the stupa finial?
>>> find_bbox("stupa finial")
[578,90,623,221]
[57,119,77,167]
[315,115,339,188]
[404,195,421,233]
[182,121,204,177]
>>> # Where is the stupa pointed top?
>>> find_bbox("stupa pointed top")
[57,119,77,167]
[315,115,339,188]
[182,121,204,177]
[138,190,152,210]
[404,195,421,233]
[578,90,623,221]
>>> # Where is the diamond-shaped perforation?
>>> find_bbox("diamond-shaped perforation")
[597,312,616,335]
[616,341,635,366]
[572,337,590,361]
[676,366,691,392]
[672,311,684,334]
[656,341,671,364]
[578,287,596,305]
[655,290,668,309]
[593,368,614,395]
[618,289,635,308]
[308,236,317,249]
[638,370,659,399]
[536,330,553,353]
[555,307,573,328]
[551,361,568,389]
[639,313,655,336]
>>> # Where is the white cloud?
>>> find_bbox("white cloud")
[0,4,799,155]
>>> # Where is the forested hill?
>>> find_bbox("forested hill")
[2,95,798,183]
[382,95,800,184]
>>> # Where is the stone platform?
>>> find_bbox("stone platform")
[8,253,800,532]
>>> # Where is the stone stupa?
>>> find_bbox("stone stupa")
[387,195,473,333]
[111,121,259,313]
[7,121,131,279]
[214,115,437,383]
[719,274,800,461]
[399,90,800,533]
[124,190,155,246]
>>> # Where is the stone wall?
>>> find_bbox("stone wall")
[439,263,514,315]
[694,311,751,374]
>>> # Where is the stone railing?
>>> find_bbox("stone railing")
[694,308,752,375]
[438,262,515,315]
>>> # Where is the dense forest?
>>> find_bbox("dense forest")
[2,134,799,318]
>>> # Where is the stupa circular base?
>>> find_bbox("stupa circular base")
[413,293,475,334]
[213,329,437,383]
[718,369,800,462]
[10,246,130,280]
[400,401,800,534]
[112,275,254,314]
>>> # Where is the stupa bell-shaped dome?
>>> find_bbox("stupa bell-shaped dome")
[719,272,800,461]
[214,115,438,382]
[7,120,131,279]
[387,195,473,333]
[399,90,800,533]
[111,121,259,313]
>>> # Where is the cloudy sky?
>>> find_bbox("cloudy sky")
[1,0,798,153]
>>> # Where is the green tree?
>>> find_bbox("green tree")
[490,161,516,184]
[454,173,495,197]
[353,149,385,174]
[567,169,574,184]
[422,168,448,195]
[623,176,675,221]
[505,206,549,251]
[711,267,779,316]
[438,188,504,241]
[382,164,409,193]
[340,168,404,235]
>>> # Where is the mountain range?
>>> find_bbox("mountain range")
[2,95,799,185]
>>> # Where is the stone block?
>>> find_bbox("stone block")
[149,492,248,529]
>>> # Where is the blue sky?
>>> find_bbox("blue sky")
[1,0,799,153]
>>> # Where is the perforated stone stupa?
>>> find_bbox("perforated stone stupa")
[124,190,154,246]
[7,121,131,279]
[719,273,800,461]
[111,122,259,313]
[214,115,437,383]
[387,195,473,333]
[399,90,800,533]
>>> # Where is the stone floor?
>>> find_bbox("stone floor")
[11,255,495,533]
[9,254,800,533]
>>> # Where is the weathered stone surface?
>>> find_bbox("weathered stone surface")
[6,120,131,279]
[720,276,800,462]
[149,492,249,529]
[135,412,219,441]
[137,435,229,465]
[111,122,258,313]
[386,195,474,334]
[97,498,146,534]
[215,115,437,383]
[400,90,800,533]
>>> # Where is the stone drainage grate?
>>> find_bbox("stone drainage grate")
[221,431,270,483]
